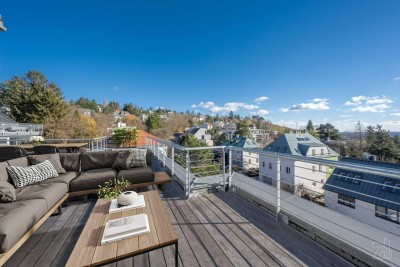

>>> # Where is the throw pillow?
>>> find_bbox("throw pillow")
[7,160,58,188]
[28,154,66,174]
[0,181,16,202]
[129,149,147,168]
[112,150,135,170]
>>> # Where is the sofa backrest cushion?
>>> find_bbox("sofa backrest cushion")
[112,151,134,170]
[81,151,119,172]
[59,153,81,172]
[0,162,10,183]
[7,157,29,168]
[0,181,16,202]
[28,153,66,174]
[129,149,147,168]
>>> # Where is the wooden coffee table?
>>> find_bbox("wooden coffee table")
[66,191,178,267]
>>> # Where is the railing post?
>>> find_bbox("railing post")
[276,157,281,221]
[163,144,166,169]
[228,148,232,190]
[222,147,226,191]
[185,150,190,199]
[171,147,175,179]
[157,141,159,161]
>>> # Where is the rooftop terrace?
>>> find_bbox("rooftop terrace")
[4,182,353,267]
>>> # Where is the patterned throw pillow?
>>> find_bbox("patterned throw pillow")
[129,149,147,168]
[7,160,58,188]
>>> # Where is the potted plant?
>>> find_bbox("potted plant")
[97,178,131,200]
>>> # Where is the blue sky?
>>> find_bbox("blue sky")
[1,1,400,131]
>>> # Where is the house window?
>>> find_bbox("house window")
[375,205,400,224]
[249,152,251,155]
[269,163,272,169]
[312,166,316,172]
[286,167,290,174]
[262,162,265,167]
[338,194,355,208]
[312,149,316,156]
[248,159,251,164]
[321,149,324,155]
[319,165,322,172]
[256,158,259,163]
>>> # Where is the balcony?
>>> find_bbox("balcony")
[2,135,400,266]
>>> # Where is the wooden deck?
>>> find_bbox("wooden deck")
[4,182,354,267]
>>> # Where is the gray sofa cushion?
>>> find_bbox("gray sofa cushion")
[117,167,155,184]
[28,153,66,174]
[0,181,16,203]
[7,157,29,168]
[59,153,80,172]
[81,151,119,172]
[0,162,10,183]
[112,151,134,170]
[15,183,68,209]
[69,168,118,192]
[36,171,79,189]
[0,199,48,253]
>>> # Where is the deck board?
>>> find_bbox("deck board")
[4,181,354,267]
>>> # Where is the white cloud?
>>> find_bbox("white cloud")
[251,109,269,116]
[345,95,393,113]
[394,77,400,80]
[340,114,354,118]
[279,108,289,113]
[390,113,400,116]
[253,96,269,103]
[290,98,330,111]
[191,101,258,113]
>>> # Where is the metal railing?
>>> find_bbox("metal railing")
[0,123,43,136]
[143,135,400,266]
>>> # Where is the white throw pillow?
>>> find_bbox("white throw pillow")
[7,160,58,188]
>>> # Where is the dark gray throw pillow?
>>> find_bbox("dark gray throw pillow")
[28,153,66,174]
[129,149,147,168]
[0,181,16,202]
[112,151,134,170]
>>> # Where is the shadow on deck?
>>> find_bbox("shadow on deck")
[4,181,354,267]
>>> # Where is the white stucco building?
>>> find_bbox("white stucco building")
[323,158,400,235]
[185,126,213,146]
[259,133,338,195]
[223,137,262,170]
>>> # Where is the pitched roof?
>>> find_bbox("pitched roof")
[136,130,158,147]
[263,132,338,157]
[222,137,262,149]
[323,158,400,211]
[0,112,16,124]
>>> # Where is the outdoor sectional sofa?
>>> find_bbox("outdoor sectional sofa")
[0,149,169,265]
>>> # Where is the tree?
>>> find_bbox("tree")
[112,127,138,147]
[178,134,220,176]
[316,123,340,140]
[0,71,67,123]
[145,113,162,133]
[229,111,234,119]
[366,125,400,162]
[76,97,99,112]
[235,122,250,137]
[306,120,314,132]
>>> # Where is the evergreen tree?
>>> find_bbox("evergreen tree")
[145,113,162,133]
[178,134,219,176]
[0,70,67,123]
[316,123,340,140]
[306,120,314,132]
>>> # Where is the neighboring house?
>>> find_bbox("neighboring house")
[259,133,339,195]
[140,114,148,122]
[222,123,237,139]
[223,137,262,170]
[248,125,269,143]
[185,126,213,146]
[78,108,92,117]
[159,114,168,120]
[213,120,225,128]
[323,158,400,235]
[114,110,130,120]
[200,122,213,130]
[117,122,127,128]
